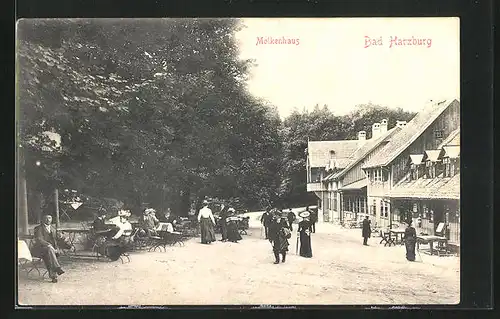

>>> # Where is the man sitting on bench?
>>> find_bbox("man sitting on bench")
[138,208,159,237]
[32,215,71,283]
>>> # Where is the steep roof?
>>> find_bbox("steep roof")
[438,128,460,149]
[307,140,359,168]
[362,99,460,169]
[388,173,459,200]
[325,127,400,181]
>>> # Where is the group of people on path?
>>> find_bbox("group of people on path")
[260,206,316,264]
[361,215,419,262]
[197,200,243,244]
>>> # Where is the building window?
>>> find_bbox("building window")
[360,197,365,214]
[411,164,424,180]
[443,158,450,177]
[333,195,338,211]
[380,201,384,218]
[434,130,444,139]
[384,203,389,218]
[435,161,444,177]
[382,170,389,182]
[453,158,460,175]
[426,161,437,178]
[371,199,377,216]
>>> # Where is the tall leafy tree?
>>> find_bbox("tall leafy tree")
[17,18,283,219]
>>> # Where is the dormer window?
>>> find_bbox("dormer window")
[425,161,433,178]
[443,157,459,177]
[410,163,424,180]
[443,157,451,177]
[365,170,371,179]
[424,150,441,179]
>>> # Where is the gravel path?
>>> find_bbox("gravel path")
[18,217,459,305]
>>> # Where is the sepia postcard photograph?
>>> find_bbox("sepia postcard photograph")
[16,17,460,306]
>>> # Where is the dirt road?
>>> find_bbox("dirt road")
[17,218,459,305]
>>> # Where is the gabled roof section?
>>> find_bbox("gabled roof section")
[307,140,359,168]
[389,173,459,200]
[325,127,400,181]
[362,99,460,169]
[340,179,368,190]
[438,128,460,149]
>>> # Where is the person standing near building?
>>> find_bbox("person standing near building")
[404,220,417,261]
[197,200,216,244]
[306,206,317,233]
[362,215,372,245]
[298,211,313,258]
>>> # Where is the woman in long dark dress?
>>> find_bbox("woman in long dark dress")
[219,205,229,241]
[298,211,313,258]
[226,208,242,243]
[404,220,417,261]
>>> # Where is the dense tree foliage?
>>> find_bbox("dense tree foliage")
[17,19,416,221]
[18,19,282,219]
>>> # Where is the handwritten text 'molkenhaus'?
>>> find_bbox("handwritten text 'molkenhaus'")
[256,36,300,46]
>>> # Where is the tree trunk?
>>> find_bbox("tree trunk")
[18,147,29,236]
[54,188,60,228]
[178,187,191,217]
[18,174,29,236]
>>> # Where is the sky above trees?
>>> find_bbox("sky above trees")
[235,18,460,118]
[17,18,423,219]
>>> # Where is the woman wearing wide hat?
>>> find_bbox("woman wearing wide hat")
[404,219,417,261]
[99,210,132,261]
[225,208,243,243]
[298,211,313,258]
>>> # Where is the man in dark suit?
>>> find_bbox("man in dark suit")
[32,215,70,283]
[92,209,108,231]
[362,216,372,246]
[287,208,296,231]
[260,208,272,239]
[219,204,229,241]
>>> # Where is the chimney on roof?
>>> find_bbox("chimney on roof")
[396,120,407,128]
[372,123,381,139]
[358,131,366,146]
[328,150,337,171]
[380,119,388,134]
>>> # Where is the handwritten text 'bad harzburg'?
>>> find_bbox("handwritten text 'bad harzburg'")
[256,36,300,46]
[365,36,432,48]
